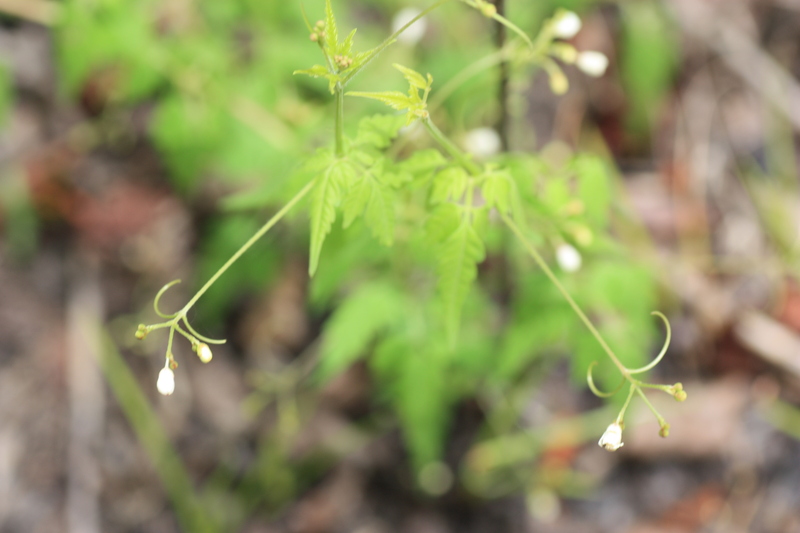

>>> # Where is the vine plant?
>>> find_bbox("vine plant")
[136,0,686,462]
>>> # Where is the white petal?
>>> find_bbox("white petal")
[598,422,624,451]
[463,127,501,158]
[553,11,581,39]
[556,244,582,273]
[392,8,427,45]
[157,367,175,396]
[576,51,609,77]
[197,344,213,363]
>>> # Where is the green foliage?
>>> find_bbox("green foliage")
[308,151,352,276]
[430,203,486,345]
[348,64,433,125]
[65,0,673,496]
[318,281,407,380]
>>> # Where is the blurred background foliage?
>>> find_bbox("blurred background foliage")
[4,0,800,531]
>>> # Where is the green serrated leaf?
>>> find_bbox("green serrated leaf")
[347,90,414,111]
[393,63,428,90]
[352,114,406,149]
[482,170,512,214]
[436,220,485,344]
[431,166,468,204]
[363,179,396,246]
[318,282,406,381]
[293,65,329,78]
[340,28,357,56]
[309,159,354,276]
[342,161,397,246]
[425,203,462,243]
[323,0,339,60]
[396,149,448,185]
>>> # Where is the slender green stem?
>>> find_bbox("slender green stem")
[422,117,482,176]
[635,386,666,425]
[341,0,454,86]
[181,180,315,314]
[501,214,629,377]
[146,322,174,332]
[615,385,637,424]
[428,45,514,113]
[166,326,176,359]
[587,362,625,398]
[627,311,671,374]
[634,381,673,392]
[465,179,476,215]
[334,85,345,158]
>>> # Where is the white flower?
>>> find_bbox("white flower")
[553,11,581,40]
[556,243,582,273]
[576,51,609,77]
[157,367,175,396]
[598,422,624,451]
[392,8,427,45]
[463,127,501,158]
[197,343,213,364]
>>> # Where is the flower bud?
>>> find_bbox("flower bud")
[157,367,175,396]
[464,127,501,159]
[553,11,582,39]
[135,324,149,340]
[667,382,687,402]
[556,243,582,273]
[547,67,569,95]
[598,422,624,451]
[197,343,213,363]
[481,3,497,17]
[551,43,578,64]
[659,423,670,438]
[576,51,609,77]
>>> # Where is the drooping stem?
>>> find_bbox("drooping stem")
[501,214,629,377]
[334,85,346,158]
[615,385,637,424]
[422,117,482,176]
[181,180,315,313]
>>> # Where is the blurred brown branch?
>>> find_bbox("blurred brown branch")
[0,0,59,26]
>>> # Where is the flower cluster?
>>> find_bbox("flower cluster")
[135,280,223,396]
[587,312,687,452]
[309,20,326,43]
[334,54,353,70]
[537,10,609,94]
